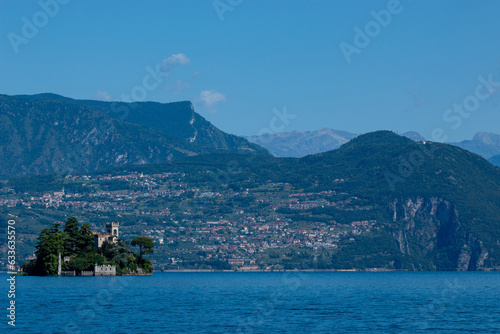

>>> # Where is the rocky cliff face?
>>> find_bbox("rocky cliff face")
[0,94,268,178]
[0,95,196,178]
[389,197,491,271]
[71,98,268,155]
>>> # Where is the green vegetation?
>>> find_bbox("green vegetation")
[0,94,268,179]
[131,236,154,272]
[21,217,154,276]
[3,131,500,271]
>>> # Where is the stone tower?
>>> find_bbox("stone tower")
[106,222,119,238]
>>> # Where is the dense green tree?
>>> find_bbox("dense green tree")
[66,257,91,272]
[131,237,154,259]
[63,217,80,255]
[33,223,66,275]
[76,223,95,254]
[131,237,155,273]
[100,240,148,274]
[24,218,154,275]
[140,258,154,272]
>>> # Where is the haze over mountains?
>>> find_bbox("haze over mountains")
[245,129,358,158]
[1,93,498,181]
[450,132,500,162]
[247,128,500,166]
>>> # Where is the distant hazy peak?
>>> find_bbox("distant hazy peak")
[245,128,357,158]
[402,131,426,142]
[472,132,500,145]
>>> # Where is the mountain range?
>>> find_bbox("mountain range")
[0,94,267,179]
[155,131,500,270]
[450,132,500,162]
[1,93,498,180]
[1,93,499,270]
[245,128,358,158]
[246,128,500,166]
[2,130,499,271]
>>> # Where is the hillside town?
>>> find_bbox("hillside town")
[1,170,383,271]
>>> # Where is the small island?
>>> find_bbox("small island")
[21,217,154,276]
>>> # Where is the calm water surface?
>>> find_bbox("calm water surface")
[2,272,499,333]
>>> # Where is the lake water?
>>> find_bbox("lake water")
[2,272,499,333]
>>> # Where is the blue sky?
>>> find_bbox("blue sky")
[1,0,500,142]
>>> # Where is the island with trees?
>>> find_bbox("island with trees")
[21,217,154,276]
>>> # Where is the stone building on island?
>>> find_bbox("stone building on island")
[93,222,119,248]
[58,222,119,276]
